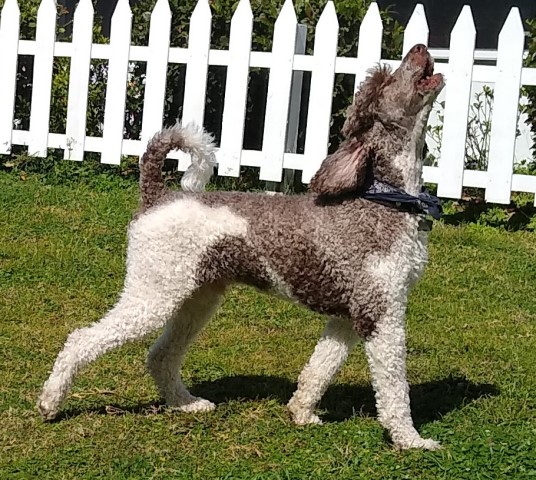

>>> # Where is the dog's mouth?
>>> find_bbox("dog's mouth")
[416,56,443,94]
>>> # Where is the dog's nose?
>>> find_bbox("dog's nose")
[412,44,427,54]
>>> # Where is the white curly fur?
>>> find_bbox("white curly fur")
[178,122,217,193]
[37,199,248,419]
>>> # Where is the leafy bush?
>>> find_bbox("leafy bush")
[525,17,536,156]
[427,84,530,175]
[426,86,496,171]
[1,0,403,178]
[125,0,404,158]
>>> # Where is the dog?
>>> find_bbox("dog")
[37,44,444,450]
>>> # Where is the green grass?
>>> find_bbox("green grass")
[1,171,535,479]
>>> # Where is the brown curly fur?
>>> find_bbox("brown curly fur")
[342,65,394,140]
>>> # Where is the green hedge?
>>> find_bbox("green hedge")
[4,0,403,178]
[129,0,403,154]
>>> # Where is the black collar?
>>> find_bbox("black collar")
[363,180,443,220]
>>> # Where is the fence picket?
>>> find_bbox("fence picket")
[0,0,20,155]
[64,0,94,160]
[437,6,476,199]
[402,4,428,55]
[140,0,171,154]
[101,0,132,165]
[265,24,307,193]
[28,0,56,157]
[259,0,297,182]
[485,7,524,204]
[354,2,382,91]
[218,0,253,177]
[181,0,211,126]
[302,1,339,183]
[178,0,211,170]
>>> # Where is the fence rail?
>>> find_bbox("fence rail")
[0,0,535,203]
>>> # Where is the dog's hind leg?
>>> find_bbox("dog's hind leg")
[147,284,224,413]
[37,286,183,421]
[288,317,359,425]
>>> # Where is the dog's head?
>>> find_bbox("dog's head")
[309,44,444,197]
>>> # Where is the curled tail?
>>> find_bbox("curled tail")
[139,122,216,210]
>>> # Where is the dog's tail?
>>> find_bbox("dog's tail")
[139,122,216,210]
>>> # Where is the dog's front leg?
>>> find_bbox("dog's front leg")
[364,308,440,450]
[288,317,359,425]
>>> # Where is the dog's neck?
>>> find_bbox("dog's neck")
[391,105,432,196]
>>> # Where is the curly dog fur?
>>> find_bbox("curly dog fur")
[38,44,444,450]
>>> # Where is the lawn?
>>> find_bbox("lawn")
[1,171,535,479]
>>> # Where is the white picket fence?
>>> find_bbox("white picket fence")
[0,0,536,204]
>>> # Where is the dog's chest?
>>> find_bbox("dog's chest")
[408,223,429,285]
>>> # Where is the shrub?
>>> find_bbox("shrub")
[2,0,402,170]
[525,17,536,156]
[426,86,496,171]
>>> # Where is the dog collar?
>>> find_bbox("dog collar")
[363,180,443,220]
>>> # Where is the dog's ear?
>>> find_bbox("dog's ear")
[342,65,393,139]
[309,141,371,196]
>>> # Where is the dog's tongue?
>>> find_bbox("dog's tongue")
[418,73,443,92]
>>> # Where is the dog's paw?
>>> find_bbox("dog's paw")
[395,436,441,451]
[174,397,216,413]
[289,409,323,426]
[36,397,59,421]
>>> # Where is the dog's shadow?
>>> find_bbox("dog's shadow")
[190,374,498,427]
[58,374,498,427]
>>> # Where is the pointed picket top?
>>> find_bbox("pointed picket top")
[355,2,382,91]
[149,0,171,51]
[357,2,382,62]
[402,4,428,56]
[451,4,476,37]
[313,0,338,50]
[317,0,337,29]
[189,0,212,42]
[232,0,253,21]
[152,0,171,16]
[111,0,132,27]
[35,0,57,39]
[37,0,56,18]
[218,0,253,177]
[74,0,93,17]
[191,0,211,22]
[498,6,524,44]
[486,6,524,204]
[436,5,476,199]
[275,0,298,27]
[181,0,212,130]
[109,0,132,44]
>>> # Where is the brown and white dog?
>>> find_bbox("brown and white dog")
[38,44,444,450]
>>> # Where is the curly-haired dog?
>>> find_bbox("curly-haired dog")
[38,44,444,449]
